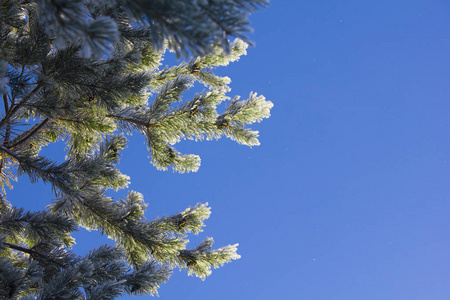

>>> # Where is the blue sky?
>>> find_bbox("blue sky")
[11,0,450,299]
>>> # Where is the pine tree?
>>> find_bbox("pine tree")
[0,0,272,298]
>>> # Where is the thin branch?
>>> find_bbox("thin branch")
[198,5,232,36]
[106,109,187,129]
[7,118,49,149]
[3,93,11,145]
[0,84,41,129]
[4,242,65,268]
[0,145,66,180]
[3,93,9,114]
[106,114,151,128]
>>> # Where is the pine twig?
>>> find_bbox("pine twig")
[3,93,11,145]
[4,242,65,268]
[7,118,49,149]
[0,84,41,129]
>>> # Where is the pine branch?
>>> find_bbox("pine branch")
[106,114,153,129]
[67,193,184,266]
[198,4,232,36]
[4,242,65,268]
[7,118,49,149]
[3,93,9,114]
[0,0,270,295]
[0,84,41,129]
[3,93,11,145]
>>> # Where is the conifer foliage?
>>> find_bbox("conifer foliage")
[0,0,272,298]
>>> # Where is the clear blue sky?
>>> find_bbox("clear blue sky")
[12,0,450,299]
